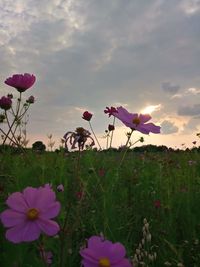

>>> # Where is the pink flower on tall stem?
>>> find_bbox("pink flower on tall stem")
[113,106,160,134]
[82,111,93,121]
[0,96,12,110]
[80,235,132,267]
[104,106,117,117]
[0,186,61,243]
[5,73,36,92]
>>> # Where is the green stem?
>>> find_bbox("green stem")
[118,129,134,168]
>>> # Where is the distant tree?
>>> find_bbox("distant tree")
[32,141,46,152]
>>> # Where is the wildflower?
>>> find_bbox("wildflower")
[98,168,106,177]
[80,235,132,267]
[0,186,60,243]
[40,249,53,265]
[26,95,35,104]
[63,127,95,150]
[5,73,36,93]
[0,114,6,123]
[104,106,117,117]
[188,160,196,166]
[76,191,84,200]
[0,96,12,110]
[82,111,93,121]
[7,94,13,99]
[112,106,160,134]
[57,184,64,192]
[108,124,115,131]
[154,199,161,208]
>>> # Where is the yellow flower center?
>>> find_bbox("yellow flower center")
[99,258,111,267]
[132,117,140,126]
[27,208,39,220]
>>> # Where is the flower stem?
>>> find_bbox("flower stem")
[3,92,22,145]
[109,116,115,148]
[89,121,102,150]
[4,111,20,145]
[118,129,134,168]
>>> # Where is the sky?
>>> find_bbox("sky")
[0,0,200,150]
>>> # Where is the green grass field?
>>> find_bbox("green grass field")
[1,149,200,267]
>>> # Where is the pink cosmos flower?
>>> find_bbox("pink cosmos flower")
[113,106,160,134]
[0,186,61,243]
[104,106,117,117]
[80,235,132,267]
[0,96,12,110]
[5,73,36,92]
[82,111,93,121]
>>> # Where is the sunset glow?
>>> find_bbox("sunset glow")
[141,104,162,115]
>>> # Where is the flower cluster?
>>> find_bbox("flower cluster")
[0,73,36,147]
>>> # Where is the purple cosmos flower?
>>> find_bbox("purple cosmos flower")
[82,111,93,121]
[5,73,36,92]
[113,106,160,134]
[0,96,12,110]
[80,235,132,267]
[0,186,60,243]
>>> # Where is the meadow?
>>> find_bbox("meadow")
[1,147,200,267]
[1,73,200,267]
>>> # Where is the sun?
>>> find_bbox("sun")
[141,104,162,114]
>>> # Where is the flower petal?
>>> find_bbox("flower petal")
[23,187,38,207]
[40,201,61,219]
[113,258,132,267]
[81,259,98,267]
[109,243,126,263]
[6,192,28,212]
[1,209,26,227]
[6,221,40,243]
[139,114,151,123]
[34,187,56,210]
[37,218,60,236]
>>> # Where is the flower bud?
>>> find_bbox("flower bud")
[0,96,12,110]
[82,111,93,121]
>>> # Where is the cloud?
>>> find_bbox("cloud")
[178,104,200,116]
[140,104,162,114]
[160,120,179,134]
[181,116,200,134]
[180,0,200,16]
[0,0,200,149]
[187,87,200,95]
[162,82,180,94]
